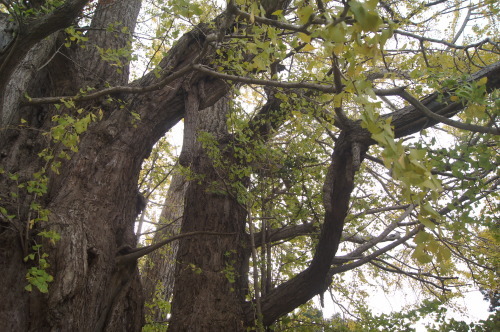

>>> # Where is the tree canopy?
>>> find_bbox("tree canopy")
[0,0,498,331]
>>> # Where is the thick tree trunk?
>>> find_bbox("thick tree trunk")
[1,1,146,330]
[1,0,498,329]
[168,90,249,331]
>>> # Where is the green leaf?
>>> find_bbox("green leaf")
[298,32,311,43]
[412,246,433,264]
[418,216,436,229]
[414,230,432,244]
[349,1,382,32]
[297,6,314,24]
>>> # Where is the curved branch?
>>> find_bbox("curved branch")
[383,61,500,138]
[253,62,500,325]
[116,231,235,266]
[24,63,196,105]
[254,131,369,326]
[253,222,317,248]
[192,64,339,93]
[370,259,456,292]
[393,29,497,50]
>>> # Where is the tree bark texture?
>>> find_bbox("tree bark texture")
[0,1,235,329]
[1,1,146,330]
[168,90,250,331]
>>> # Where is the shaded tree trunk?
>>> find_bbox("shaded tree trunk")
[0,1,146,330]
[141,172,186,323]
[168,90,250,330]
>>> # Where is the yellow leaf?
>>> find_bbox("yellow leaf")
[298,32,311,43]
[297,6,314,24]
[303,43,315,52]
[477,77,488,86]
[450,95,460,102]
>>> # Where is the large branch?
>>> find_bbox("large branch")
[254,129,371,326]
[255,61,500,325]
[397,89,499,135]
[0,0,89,94]
[385,61,500,138]
[253,223,317,248]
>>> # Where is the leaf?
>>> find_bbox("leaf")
[298,32,311,43]
[418,215,436,229]
[477,77,488,86]
[297,6,314,24]
[421,202,441,219]
[349,1,382,32]
[427,240,439,254]
[438,246,452,261]
[412,246,433,264]
[414,230,432,244]
[302,43,315,52]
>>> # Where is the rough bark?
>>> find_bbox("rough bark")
[0,1,146,330]
[0,0,90,96]
[168,91,249,331]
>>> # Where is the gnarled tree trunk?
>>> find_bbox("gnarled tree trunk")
[0,1,146,330]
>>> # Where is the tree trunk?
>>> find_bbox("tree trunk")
[1,0,499,330]
[0,1,146,330]
[141,172,186,323]
[168,90,249,331]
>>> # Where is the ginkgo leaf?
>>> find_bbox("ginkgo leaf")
[302,43,315,52]
[349,1,382,32]
[298,32,311,43]
[297,5,314,24]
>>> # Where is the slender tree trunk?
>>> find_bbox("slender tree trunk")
[141,172,186,323]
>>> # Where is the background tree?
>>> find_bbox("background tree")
[0,0,498,331]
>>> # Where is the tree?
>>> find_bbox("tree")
[0,0,498,331]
